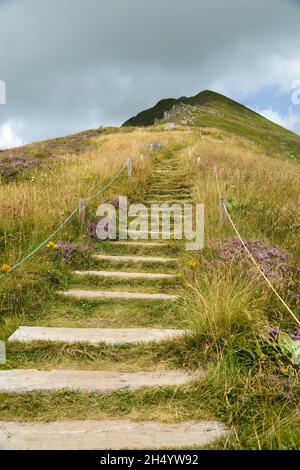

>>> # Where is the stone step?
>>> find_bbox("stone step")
[147,195,191,201]
[155,168,177,171]
[127,215,177,220]
[147,200,191,205]
[148,184,190,189]
[119,230,178,239]
[8,327,185,344]
[150,185,190,190]
[148,191,191,196]
[58,290,177,301]
[0,420,229,450]
[129,214,178,219]
[145,206,180,212]
[147,192,191,198]
[135,216,179,222]
[73,270,176,280]
[152,174,180,178]
[112,241,171,247]
[0,369,197,393]
[93,254,177,263]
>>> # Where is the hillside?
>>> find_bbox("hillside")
[123,90,300,160]
[0,103,299,450]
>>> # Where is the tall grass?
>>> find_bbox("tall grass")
[0,125,299,449]
[175,132,300,449]
[0,129,194,322]
[0,131,154,262]
[190,135,300,254]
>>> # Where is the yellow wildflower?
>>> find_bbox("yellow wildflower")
[46,241,58,250]
[83,173,93,181]
[186,260,197,269]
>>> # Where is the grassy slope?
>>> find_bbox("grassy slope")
[0,111,299,449]
[123,90,300,161]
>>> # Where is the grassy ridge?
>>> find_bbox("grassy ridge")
[123,90,300,160]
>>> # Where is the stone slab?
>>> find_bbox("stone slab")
[0,420,229,450]
[0,369,197,393]
[58,290,177,301]
[73,270,176,280]
[8,327,186,345]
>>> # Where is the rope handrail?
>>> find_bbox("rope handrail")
[0,160,129,281]
[195,155,299,324]
[222,201,300,326]
[212,166,300,326]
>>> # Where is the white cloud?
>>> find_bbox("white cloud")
[0,121,23,149]
[254,107,299,131]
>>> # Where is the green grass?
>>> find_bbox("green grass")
[0,366,298,450]
[2,337,193,372]
[123,89,300,160]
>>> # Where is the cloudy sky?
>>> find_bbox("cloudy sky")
[1,0,300,148]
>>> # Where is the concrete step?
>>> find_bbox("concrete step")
[0,420,229,450]
[8,327,185,345]
[147,200,191,205]
[72,270,176,280]
[93,254,177,263]
[145,206,181,212]
[128,214,178,219]
[58,290,177,301]
[147,192,191,198]
[147,196,191,201]
[150,186,190,191]
[147,193,191,198]
[112,241,171,247]
[118,230,178,239]
[0,369,197,393]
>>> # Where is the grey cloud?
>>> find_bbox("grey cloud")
[0,0,300,144]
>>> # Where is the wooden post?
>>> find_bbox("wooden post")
[78,199,86,225]
[128,156,132,177]
[0,340,5,365]
[219,197,227,225]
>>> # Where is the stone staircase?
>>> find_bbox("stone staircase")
[0,152,228,449]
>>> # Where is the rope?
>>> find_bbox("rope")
[194,152,299,323]
[213,169,300,326]
[86,161,128,203]
[0,161,128,280]
[0,205,79,280]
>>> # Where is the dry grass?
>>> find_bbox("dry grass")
[0,130,168,264]
[0,125,299,449]
[187,136,300,255]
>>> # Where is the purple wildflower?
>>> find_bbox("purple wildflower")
[209,237,300,305]
[148,142,162,151]
[289,328,300,342]
[55,240,88,263]
[267,327,280,338]
[111,197,120,208]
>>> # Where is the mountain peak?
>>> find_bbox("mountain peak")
[122,89,300,159]
[122,90,242,127]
